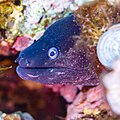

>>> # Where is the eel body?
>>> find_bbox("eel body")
[16,14,99,86]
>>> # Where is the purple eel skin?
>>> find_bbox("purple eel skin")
[16,14,99,86]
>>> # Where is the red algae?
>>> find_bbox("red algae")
[12,36,32,51]
[47,85,78,102]
[66,85,113,120]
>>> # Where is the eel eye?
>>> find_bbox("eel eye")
[48,47,59,60]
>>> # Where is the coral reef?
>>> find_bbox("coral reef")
[0,0,75,56]
[74,0,120,47]
[0,0,23,43]
[66,85,112,120]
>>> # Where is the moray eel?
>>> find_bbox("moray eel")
[16,14,99,85]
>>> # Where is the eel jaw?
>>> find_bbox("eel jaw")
[16,65,99,86]
[16,65,80,84]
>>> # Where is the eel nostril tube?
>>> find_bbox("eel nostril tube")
[15,52,25,63]
[15,57,21,63]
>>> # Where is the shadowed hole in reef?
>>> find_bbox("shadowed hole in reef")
[14,0,21,5]
[0,55,67,120]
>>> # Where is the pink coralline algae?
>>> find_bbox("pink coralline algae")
[46,85,78,103]
[0,36,32,56]
[12,36,32,51]
[0,41,10,56]
[66,85,111,120]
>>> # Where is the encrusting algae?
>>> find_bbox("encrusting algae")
[74,0,120,47]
